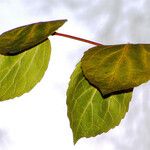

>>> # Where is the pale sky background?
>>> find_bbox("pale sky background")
[0,0,150,150]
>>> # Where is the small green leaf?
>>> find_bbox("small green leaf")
[67,63,132,144]
[0,19,66,55]
[81,44,150,95]
[0,39,50,101]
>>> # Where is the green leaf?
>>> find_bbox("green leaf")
[0,39,50,101]
[81,44,150,95]
[0,19,66,55]
[67,63,132,144]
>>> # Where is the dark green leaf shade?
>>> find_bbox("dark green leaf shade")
[0,39,50,101]
[67,63,132,144]
[81,44,150,95]
[0,19,66,55]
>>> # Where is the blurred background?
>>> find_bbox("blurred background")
[0,0,150,150]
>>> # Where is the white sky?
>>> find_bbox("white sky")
[0,0,150,150]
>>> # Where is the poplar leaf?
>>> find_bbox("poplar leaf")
[0,19,66,55]
[81,44,150,95]
[0,39,50,101]
[67,63,132,144]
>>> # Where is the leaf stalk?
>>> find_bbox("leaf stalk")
[52,32,102,46]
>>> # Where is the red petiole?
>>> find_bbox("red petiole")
[52,32,102,46]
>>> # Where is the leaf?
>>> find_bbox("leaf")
[0,39,50,101]
[81,44,150,95]
[67,63,132,144]
[0,19,66,55]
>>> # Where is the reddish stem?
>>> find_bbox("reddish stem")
[52,32,102,46]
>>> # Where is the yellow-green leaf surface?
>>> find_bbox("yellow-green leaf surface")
[81,44,150,95]
[67,63,132,144]
[0,19,66,55]
[0,39,50,101]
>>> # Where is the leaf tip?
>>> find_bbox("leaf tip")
[54,19,67,25]
[49,19,67,35]
[73,136,79,145]
[62,19,68,22]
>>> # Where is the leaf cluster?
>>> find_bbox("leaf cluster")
[0,19,149,144]
[0,20,66,100]
[67,44,150,143]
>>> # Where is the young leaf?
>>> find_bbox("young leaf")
[0,39,50,101]
[81,44,150,95]
[67,63,132,144]
[0,19,66,55]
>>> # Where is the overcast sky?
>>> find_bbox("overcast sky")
[0,0,150,150]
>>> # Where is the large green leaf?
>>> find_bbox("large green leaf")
[81,44,150,95]
[0,19,66,55]
[67,63,132,144]
[0,39,50,101]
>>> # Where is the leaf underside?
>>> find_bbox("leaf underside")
[0,39,50,101]
[67,63,132,144]
[0,19,66,55]
[81,44,150,95]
